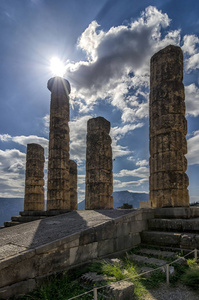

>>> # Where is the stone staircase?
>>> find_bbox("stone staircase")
[79,247,186,299]
[141,207,199,249]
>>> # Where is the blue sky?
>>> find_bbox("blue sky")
[0,0,199,203]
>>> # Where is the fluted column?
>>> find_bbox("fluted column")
[24,143,45,211]
[149,45,189,208]
[69,160,77,210]
[47,76,71,210]
[85,117,113,209]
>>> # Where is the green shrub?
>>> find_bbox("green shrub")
[181,266,199,290]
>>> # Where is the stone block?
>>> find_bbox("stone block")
[117,222,131,237]
[0,255,37,288]
[98,239,114,257]
[0,279,36,300]
[96,221,117,240]
[150,131,187,155]
[107,281,134,300]
[180,233,199,249]
[38,248,70,276]
[73,242,98,264]
[141,231,181,247]
[130,220,148,233]
[150,45,183,84]
[79,228,97,245]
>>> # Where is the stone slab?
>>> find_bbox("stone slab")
[0,244,27,260]
[148,218,199,232]
[0,210,139,259]
[107,281,134,300]
[154,207,199,219]
[138,248,176,259]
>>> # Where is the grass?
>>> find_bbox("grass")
[181,260,199,290]
[15,249,199,300]
[15,273,95,300]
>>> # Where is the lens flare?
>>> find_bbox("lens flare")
[49,57,65,77]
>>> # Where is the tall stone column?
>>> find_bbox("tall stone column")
[149,45,189,208]
[24,143,45,211]
[69,160,77,210]
[85,117,113,209]
[47,76,71,210]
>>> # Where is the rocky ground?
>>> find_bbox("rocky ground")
[144,283,199,300]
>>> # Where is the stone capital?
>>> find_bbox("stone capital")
[47,76,71,95]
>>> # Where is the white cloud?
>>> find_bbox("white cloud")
[114,166,149,178]
[185,84,199,117]
[182,35,199,55]
[0,149,26,197]
[114,177,148,188]
[136,159,148,167]
[0,134,12,142]
[187,130,199,165]
[186,53,199,71]
[69,115,92,163]
[65,6,181,122]
[0,134,48,149]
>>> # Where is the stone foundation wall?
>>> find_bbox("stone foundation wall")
[0,209,154,299]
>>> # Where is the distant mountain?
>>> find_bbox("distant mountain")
[78,190,149,210]
[0,198,24,226]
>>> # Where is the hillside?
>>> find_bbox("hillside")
[78,190,149,209]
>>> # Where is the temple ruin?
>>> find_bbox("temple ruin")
[149,45,189,208]
[85,116,113,209]
[47,77,71,210]
[24,143,45,211]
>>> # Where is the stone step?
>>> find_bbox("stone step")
[154,207,199,219]
[138,248,177,259]
[141,230,199,249]
[4,221,21,227]
[148,218,199,233]
[11,216,46,222]
[128,254,174,274]
[20,210,70,217]
[80,272,134,300]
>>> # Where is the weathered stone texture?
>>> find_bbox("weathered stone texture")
[85,117,113,209]
[24,143,45,211]
[149,45,189,208]
[47,77,71,210]
[69,160,77,210]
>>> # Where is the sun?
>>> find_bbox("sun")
[49,57,66,77]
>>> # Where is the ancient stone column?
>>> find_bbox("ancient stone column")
[85,116,113,209]
[47,76,71,210]
[149,45,189,208]
[69,160,77,210]
[24,143,45,211]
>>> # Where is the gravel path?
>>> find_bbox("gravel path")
[143,283,199,300]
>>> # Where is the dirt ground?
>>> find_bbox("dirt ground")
[143,283,199,300]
